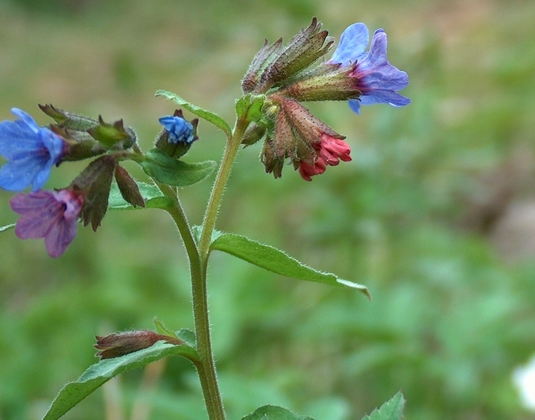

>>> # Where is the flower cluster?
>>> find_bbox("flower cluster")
[1,105,197,257]
[242,19,410,180]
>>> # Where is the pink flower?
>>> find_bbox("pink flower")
[9,189,84,258]
[299,134,352,181]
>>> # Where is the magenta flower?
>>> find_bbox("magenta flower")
[0,108,66,191]
[9,189,84,258]
[299,134,352,181]
[329,23,410,114]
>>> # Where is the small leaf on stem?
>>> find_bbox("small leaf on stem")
[156,89,232,138]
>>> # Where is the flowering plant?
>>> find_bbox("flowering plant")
[0,18,409,419]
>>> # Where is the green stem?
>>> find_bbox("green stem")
[160,114,250,420]
[198,116,250,257]
[191,116,250,420]
[157,182,225,419]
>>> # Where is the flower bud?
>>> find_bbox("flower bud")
[241,123,267,146]
[277,63,362,102]
[246,18,334,94]
[94,330,183,359]
[260,95,351,180]
[155,109,198,159]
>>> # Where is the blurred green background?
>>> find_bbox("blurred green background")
[1,0,535,418]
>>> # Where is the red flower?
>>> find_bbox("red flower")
[299,134,352,181]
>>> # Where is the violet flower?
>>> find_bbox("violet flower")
[329,23,410,114]
[9,189,84,258]
[0,108,66,191]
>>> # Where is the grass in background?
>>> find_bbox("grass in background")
[1,0,535,418]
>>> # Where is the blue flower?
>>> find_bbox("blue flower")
[0,108,66,191]
[10,189,84,258]
[159,115,196,145]
[329,23,410,114]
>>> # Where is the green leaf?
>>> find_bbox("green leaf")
[235,94,265,122]
[155,89,232,138]
[211,233,370,299]
[43,340,198,420]
[141,148,216,187]
[361,392,405,420]
[108,182,174,210]
[242,405,314,420]
[0,223,15,233]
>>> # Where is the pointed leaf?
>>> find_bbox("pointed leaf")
[155,90,231,138]
[141,148,216,187]
[242,405,314,420]
[108,182,174,210]
[361,392,405,420]
[211,233,370,299]
[153,318,180,340]
[0,223,16,233]
[43,340,199,420]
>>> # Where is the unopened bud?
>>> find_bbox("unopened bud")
[156,109,198,159]
[94,330,183,359]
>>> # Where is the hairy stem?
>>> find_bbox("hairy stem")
[158,183,225,419]
[198,116,250,256]
[162,113,250,419]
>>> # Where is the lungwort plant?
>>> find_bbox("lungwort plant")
[0,18,409,419]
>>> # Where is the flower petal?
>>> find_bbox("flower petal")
[44,218,77,258]
[0,159,43,191]
[40,128,66,161]
[329,23,369,66]
[0,121,43,159]
[10,108,40,133]
[359,89,411,107]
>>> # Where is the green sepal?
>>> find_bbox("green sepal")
[42,340,199,420]
[0,223,16,233]
[361,392,405,420]
[242,405,314,420]
[39,104,98,131]
[86,115,136,149]
[141,148,216,187]
[155,90,231,138]
[108,182,174,210]
[210,232,370,299]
